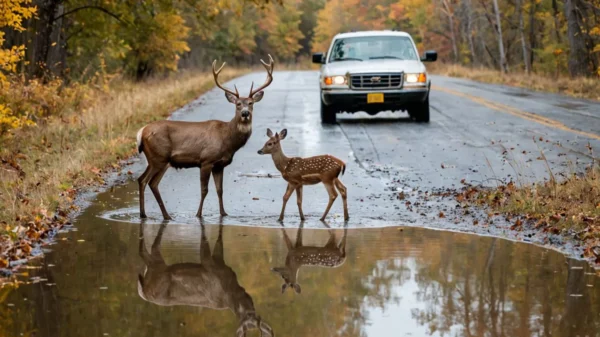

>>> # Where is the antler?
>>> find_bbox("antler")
[249,54,275,97]
[212,60,239,98]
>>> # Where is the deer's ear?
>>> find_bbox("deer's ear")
[266,128,274,137]
[293,283,301,294]
[279,129,287,140]
[281,283,288,293]
[252,90,264,102]
[225,92,237,103]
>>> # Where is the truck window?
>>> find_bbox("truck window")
[329,36,418,62]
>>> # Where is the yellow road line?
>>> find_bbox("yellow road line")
[432,85,600,141]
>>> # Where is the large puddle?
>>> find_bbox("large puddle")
[1,181,600,337]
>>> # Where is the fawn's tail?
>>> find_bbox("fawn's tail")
[341,163,346,176]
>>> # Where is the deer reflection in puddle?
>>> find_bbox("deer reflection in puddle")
[272,223,348,294]
[137,221,274,337]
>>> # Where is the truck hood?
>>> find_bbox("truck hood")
[322,59,426,75]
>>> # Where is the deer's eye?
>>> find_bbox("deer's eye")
[248,102,253,106]
[267,143,272,146]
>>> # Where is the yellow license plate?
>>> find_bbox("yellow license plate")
[367,93,384,103]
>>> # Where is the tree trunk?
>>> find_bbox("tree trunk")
[465,0,477,65]
[551,0,562,43]
[492,0,508,73]
[31,0,63,79]
[564,0,593,77]
[528,0,537,69]
[517,0,530,73]
[441,0,458,62]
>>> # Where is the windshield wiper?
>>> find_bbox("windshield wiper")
[369,56,404,60]
[332,57,363,62]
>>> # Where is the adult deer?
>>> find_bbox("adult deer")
[136,56,274,220]
[257,128,349,221]
[272,223,347,294]
[138,221,274,337]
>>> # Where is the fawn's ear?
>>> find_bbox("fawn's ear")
[266,128,273,137]
[281,283,288,293]
[292,283,301,294]
[279,129,287,140]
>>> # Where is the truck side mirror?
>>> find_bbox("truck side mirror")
[312,53,325,64]
[421,50,437,62]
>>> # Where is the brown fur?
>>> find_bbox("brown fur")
[137,56,274,220]
[258,128,349,221]
[138,222,274,337]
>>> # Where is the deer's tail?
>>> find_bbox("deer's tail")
[136,126,146,154]
[341,163,346,176]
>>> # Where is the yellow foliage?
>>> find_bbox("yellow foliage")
[0,0,36,87]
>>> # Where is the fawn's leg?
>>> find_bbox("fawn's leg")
[212,166,227,216]
[334,178,349,221]
[148,164,171,220]
[279,183,295,221]
[196,165,213,217]
[320,180,338,221]
[295,185,305,221]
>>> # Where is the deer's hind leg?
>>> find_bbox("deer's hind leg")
[138,166,153,219]
[320,180,338,221]
[334,178,349,221]
[148,163,171,220]
[295,185,305,221]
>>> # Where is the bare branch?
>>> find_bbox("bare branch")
[54,6,128,25]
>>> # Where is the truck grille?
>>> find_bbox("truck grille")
[350,73,403,89]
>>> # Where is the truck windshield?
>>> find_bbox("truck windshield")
[328,36,418,62]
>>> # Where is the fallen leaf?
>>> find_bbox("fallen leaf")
[252,197,259,200]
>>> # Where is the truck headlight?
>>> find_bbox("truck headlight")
[405,73,427,84]
[324,75,347,86]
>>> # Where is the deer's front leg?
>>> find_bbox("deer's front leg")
[295,185,305,221]
[212,166,227,216]
[279,183,295,222]
[196,165,213,217]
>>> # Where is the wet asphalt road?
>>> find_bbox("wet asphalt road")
[103,71,600,234]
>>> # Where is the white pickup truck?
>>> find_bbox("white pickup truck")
[312,30,437,123]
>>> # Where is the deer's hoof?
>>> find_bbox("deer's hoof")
[220,212,228,217]
[278,217,284,222]
[140,213,147,219]
[163,215,173,221]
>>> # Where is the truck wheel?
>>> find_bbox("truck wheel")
[320,99,337,124]
[412,96,430,123]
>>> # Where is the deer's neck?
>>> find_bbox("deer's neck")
[271,149,290,173]
[227,115,252,149]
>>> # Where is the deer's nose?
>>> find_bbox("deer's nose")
[241,110,250,118]
[257,150,264,155]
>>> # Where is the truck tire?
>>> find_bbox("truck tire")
[411,96,430,123]
[320,99,337,124]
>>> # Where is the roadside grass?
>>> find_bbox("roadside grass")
[429,63,600,101]
[456,151,600,263]
[0,68,248,268]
